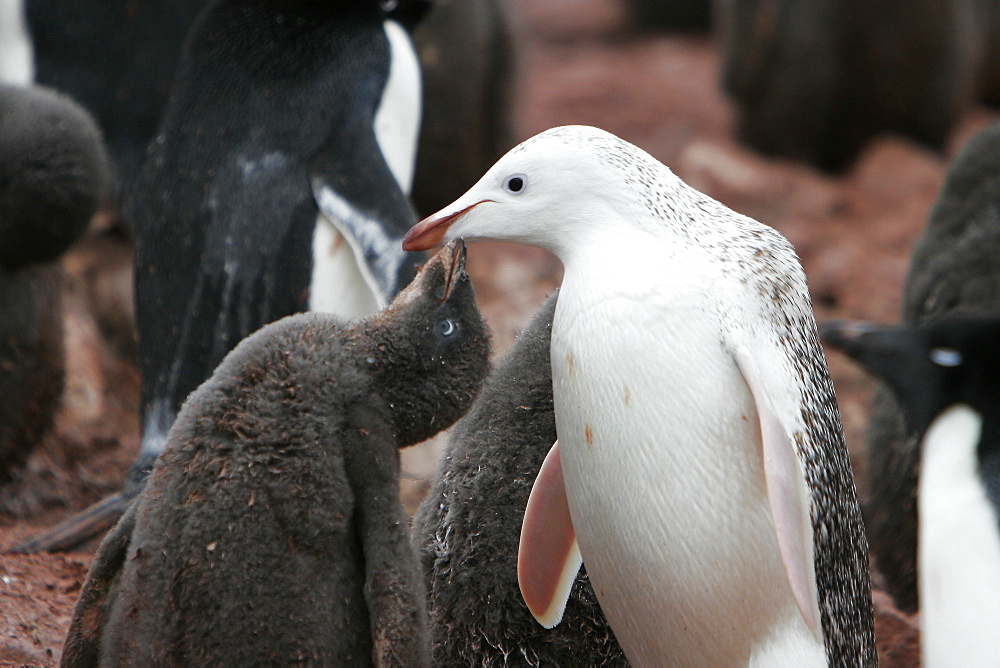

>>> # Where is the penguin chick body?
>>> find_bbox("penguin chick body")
[0,83,109,478]
[60,240,491,667]
[0,82,109,271]
[413,292,628,666]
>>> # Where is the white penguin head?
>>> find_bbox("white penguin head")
[402,125,679,258]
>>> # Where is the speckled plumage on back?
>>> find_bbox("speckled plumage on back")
[858,120,1000,613]
[413,292,628,666]
[60,241,491,667]
[405,125,876,665]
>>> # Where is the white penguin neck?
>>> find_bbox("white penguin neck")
[918,403,1000,666]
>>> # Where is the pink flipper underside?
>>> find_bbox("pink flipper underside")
[518,440,583,629]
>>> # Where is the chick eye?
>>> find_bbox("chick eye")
[436,318,457,337]
[930,347,962,367]
[503,173,527,195]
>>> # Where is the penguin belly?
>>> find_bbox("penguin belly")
[0,0,32,84]
[551,255,823,667]
[310,216,382,319]
[919,404,1000,667]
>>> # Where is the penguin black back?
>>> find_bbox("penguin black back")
[413,292,628,666]
[25,0,208,203]
[129,0,425,479]
[61,240,491,666]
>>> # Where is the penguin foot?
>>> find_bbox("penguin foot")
[9,489,136,553]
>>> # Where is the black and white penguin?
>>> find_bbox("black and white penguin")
[412,292,628,666]
[715,0,978,171]
[0,83,109,479]
[822,315,1000,666]
[16,0,432,552]
[18,0,513,221]
[842,119,1000,614]
[404,125,875,665]
[60,240,491,666]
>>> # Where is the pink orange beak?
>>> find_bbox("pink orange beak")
[402,200,490,251]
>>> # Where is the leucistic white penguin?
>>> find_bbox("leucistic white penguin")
[823,315,1000,667]
[14,0,429,553]
[403,125,876,665]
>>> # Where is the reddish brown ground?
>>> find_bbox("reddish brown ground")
[2,1,992,664]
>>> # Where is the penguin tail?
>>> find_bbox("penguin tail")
[8,488,137,553]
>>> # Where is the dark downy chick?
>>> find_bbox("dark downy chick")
[413,292,628,666]
[61,240,490,667]
[0,83,109,478]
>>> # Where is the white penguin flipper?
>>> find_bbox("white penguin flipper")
[733,347,821,635]
[517,440,583,629]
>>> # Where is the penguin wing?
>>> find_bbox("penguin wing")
[61,501,139,664]
[310,127,422,307]
[517,440,583,629]
[732,345,821,634]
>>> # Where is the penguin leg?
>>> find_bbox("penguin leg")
[344,412,431,667]
[9,488,137,553]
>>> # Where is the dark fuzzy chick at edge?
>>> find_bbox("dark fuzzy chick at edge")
[414,292,628,666]
[60,240,491,667]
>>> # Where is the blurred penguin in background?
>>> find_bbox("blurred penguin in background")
[825,120,1000,613]
[824,314,1000,667]
[715,0,980,171]
[0,82,109,479]
[18,0,433,551]
[626,0,711,32]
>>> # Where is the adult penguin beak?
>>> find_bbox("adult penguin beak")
[402,200,490,251]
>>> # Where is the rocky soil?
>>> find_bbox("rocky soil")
[2,0,992,664]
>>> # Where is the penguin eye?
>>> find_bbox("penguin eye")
[930,347,962,367]
[435,317,458,337]
[503,174,527,195]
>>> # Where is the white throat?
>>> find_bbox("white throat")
[918,403,1000,667]
[374,19,421,194]
[0,0,33,85]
